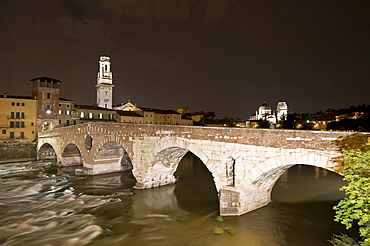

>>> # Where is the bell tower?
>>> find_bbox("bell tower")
[96,56,114,109]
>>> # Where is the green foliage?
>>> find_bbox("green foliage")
[213,226,224,235]
[216,216,224,223]
[212,216,236,236]
[333,144,370,245]
[227,225,236,235]
[48,162,57,167]
[336,134,370,152]
[329,233,360,246]
[333,134,370,172]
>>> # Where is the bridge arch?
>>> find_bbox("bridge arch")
[38,143,57,161]
[134,137,223,191]
[60,143,83,166]
[236,150,340,215]
[93,141,133,173]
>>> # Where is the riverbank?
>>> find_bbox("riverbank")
[0,142,36,163]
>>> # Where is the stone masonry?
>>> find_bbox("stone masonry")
[37,122,355,216]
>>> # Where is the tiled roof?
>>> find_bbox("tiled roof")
[0,94,35,99]
[30,76,62,82]
[117,111,144,117]
[74,104,117,111]
[139,107,180,115]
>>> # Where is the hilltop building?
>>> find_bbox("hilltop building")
[276,101,288,122]
[249,101,288,125]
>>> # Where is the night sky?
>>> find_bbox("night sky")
[0,0,369,119]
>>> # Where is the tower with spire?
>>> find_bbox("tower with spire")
[96,56,114,109]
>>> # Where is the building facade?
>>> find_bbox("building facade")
[0,56,193,142]
[31,77,61,131]
[75,105,117,124]
[0,95,37,143]
[276,101,288,122]
[114,101,193,126]
[249,101,289,126]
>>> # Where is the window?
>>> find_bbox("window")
[32,131,34,134]
[46,104,51,110]
[16,112,20,119]
[73,120,76,125]
[59,104,61,107]
[10,121,14,128]
[21,103,25,106]
[66,111,70,115]
[31,122,34,126]
[59,110,62,114]
[66,120,70,126]
[88,113,93,119]
[47,93,50,99]
[59,120,62,124]
[16,103,20,106]
[67,104,70,108]
[80,112,85,118]
[10,132,14,139]
[20,132,25,139]
[10,112,14,118]
[2,130,6,134]
[21,112,25,119]
[11,102,15,106]
[15,122,20,128]
[20,122,25,128]
[99,113,103,119]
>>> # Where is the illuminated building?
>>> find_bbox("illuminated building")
[0,94,37,142]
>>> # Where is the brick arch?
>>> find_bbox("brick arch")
[92,140,133,173]
[237,149,341,214]
[60,142,83,166]
[38,142,58,161]
[92,136,133,161]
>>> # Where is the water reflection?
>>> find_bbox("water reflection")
[174,152,219,214]
[0,156,356,245]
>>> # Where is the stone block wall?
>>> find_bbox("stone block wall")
[0,142,36,163]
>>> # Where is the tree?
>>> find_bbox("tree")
[333,144,370,245]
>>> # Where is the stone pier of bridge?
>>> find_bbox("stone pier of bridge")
[37,123,356,216]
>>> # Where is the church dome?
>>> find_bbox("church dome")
[259,101,271,111]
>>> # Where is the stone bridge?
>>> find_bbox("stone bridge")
[37,123,354,216]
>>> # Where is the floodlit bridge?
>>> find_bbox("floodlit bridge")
[37,123,353,216]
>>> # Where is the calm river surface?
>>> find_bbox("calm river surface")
[0,152,355,245]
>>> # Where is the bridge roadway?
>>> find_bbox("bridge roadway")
[37,122,354,216]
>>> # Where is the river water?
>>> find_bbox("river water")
[0,152,356,246]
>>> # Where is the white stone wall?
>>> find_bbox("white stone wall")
[37,123,353,216]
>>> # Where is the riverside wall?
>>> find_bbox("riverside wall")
[0,142,37,163]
